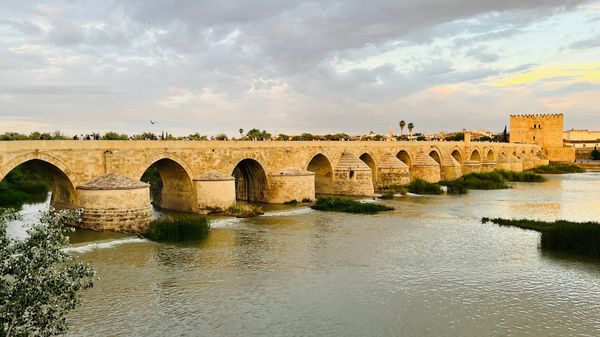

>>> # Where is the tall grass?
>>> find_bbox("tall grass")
[146,215,210,242]
[408,179,443,195]
[495,169,546,182]
[226,203,264,218]
[482,218,600,258]
[311,196,394,214]
[531,163,585,174]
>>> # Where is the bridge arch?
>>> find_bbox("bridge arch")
[359,152,377,187]
[485,148,495,162]
[0,152,78,209]
[429,149,442,166]
[232,158,268,202]
[396,149,412,167]
[469,149,482,162]
[306,153,334,195]
[451,149,463,164]
[139,155,195,212]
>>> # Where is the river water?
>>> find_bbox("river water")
[8,172,600,336]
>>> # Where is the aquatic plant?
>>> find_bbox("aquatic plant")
[311,196,394,214]
[531,163,585,174]
[225,203,264,218]
[495,169,546,182]
[408,179,443,195]
[146,215,210,242]
[379,193,395,200]
[482,217,600,258]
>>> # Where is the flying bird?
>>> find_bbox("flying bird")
[150,120,157,125]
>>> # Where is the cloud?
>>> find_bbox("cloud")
[569,35,600,49]
[494,63,600,86]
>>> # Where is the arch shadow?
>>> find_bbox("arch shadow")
[306,153,334,195]
[232,158,268,202]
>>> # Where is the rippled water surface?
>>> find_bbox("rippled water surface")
[14,172,600,336]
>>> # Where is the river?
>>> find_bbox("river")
[8,172,600,336]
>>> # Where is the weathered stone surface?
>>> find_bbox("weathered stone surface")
[77,172,149,190]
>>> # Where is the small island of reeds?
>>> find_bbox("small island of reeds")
[225,203,264,218]
[531,163,585,174]
[311,196,394,214]
[145,215,210,242]
[440,170,546,194]
[482,217,600,258]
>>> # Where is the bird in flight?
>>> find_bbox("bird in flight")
[150,120,157,125]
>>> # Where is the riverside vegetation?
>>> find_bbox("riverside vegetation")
[145,215,210,242]
[0,164,51,208]
[482,218,600,259]
[311,196,394,214]
[0,208,96,336]
[531,163,585,174]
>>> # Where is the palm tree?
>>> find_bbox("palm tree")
[239,128,244,138]
[399,120,406,137]
[407,122,414,139]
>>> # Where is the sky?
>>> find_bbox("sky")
[1,0,599,137]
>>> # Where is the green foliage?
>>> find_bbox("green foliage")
[482,217,600,258]
[0,164,51,208]
[439,180,469,195]
[188,133,208,141]
[502,126,509,143]
[276,134,290,141]
[132,132,158,140]
[214,133,229,141]
[408,179,443,195]
[101,131,129,140]
[145,215,210,242]
[141,167,162,203]
[311,197,394,214]
[0,208,96,336]
[226,203,264,218]
[591,149,600,160]
[283,200,298,205]
[457,172,509,190]
[379,193,395,200]
[243,129,271,141]
[444,132,464,141]
[495,169,546,182]
[531,163,585,174]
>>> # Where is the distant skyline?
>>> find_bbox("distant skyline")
[1,0,599,137]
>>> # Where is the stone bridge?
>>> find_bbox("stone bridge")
[0,139,546,231]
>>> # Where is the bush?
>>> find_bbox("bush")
[0,190,29,207]
[439,180,469,195]
[311,196,394,214]
[226,203,264,218]
[460,172,509,190]
[482,217,600,258]
[0,208,96,336]
[379,193,395,200]
[146,215,210,242]
[408,179,443,195]
[531,163,585,174]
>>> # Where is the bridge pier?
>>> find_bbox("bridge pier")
[194,171,236,212]
[76,173,152,232]
[481,161,496,172]
[411,152,441,183]
[376,154,410,190]
[462,161,482,175]
[268,167,315,203]
[333,152,374,196]
[440,156,463,181]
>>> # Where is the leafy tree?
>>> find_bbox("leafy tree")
[244,129,271,141]
[51,131,69,140]
[132,132,157,140]
[0,208,95,336]
[276,134,290,141]
[416,135,427,141]
[444,132,464,141]
[188,133,208,141]
[239,129,244,138]
[101,132,129,140]
[399,120,406,137]
[214,133,228,141]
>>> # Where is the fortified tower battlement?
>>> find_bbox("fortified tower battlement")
[510,113,564,148]
[510,113,574,162]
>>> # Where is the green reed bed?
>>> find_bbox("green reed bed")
[531,163,585,174]
[225,203,264,218]
[146,215,210,242]
[482,218,600,258]
[408,179,443,195]
[311,196,394,214]
[495,169,547,182]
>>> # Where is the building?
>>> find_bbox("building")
[509,113,575,162]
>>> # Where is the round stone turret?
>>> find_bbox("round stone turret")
[77,173,152,232]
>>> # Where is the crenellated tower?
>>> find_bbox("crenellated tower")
[510,113,574,162]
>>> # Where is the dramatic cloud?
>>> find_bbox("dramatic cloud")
[0,0,599,136]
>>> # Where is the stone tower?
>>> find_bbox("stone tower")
[509,113,574,162]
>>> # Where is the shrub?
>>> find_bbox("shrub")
[379,193,395,200]
[408,179,443,195]
[482,217,600,258]
[495,169,546,182]
[226,203,264,218]
[311,196,394,214]
[146,215,210,242]
[460,172,509,190]
[439,180,469,195]
[531,163,585,174]
[283,200,298,205]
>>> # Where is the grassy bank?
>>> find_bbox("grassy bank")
[482,218,600,258]
[439,170,546,194]
[311,196,394,214]
[145,215,210,242]
[531,163,585,174]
